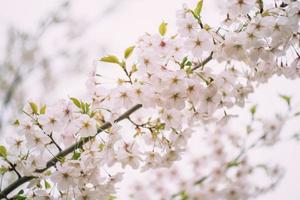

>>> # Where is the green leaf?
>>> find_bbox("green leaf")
[180,56,188,66]
[72,151,81,160]
[194,0,203,17]
[124,46,135,59]
[90,111,96,118]
[279,94,291,106]
[70,97,81,108]
[171,191,189,200]
[203,23,211,31]
[0,145,7,158]
[131,64,138,73]
[15,195,26,200]
[109,195,116,200]
[185,61,192,67]
[180,191,189,200]
[40,104,47,115]
[44,180,51,189]
[159,21,168,36]
[99,55,120,64]
[0,167,8,174]
[13,119,20,126]
[99,143,105,151]
[80,102,91,114]
[17,189,24,195]
[250,104,257,116]
[29,102,38,114]
[226,160,240,168]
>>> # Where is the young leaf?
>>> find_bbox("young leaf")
[124,46,135,59]
[203,23,211,31]
[109,196,116,200]
[180,56,188,66]
[159,21,168,36]
[40,104,47,114]
[29,102,38,114]
[99,55,120,64]
[194,0,203,17]
[0,145,7,158]
[44,180,51,189]
[226,160,240,168]
[250,104,257,116]
[13,119,20,126]
[279,94,291,106]
[70,97,81,108]
[15,195,26,200]
[0,167,7,174]
[131,64,138,73]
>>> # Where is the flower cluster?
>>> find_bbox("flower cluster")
[126,103,297,200]
[0,0,299,199]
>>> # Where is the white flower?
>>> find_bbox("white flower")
[51,163,80,190]
[177,12,199,37]
[26,130,51,150]
[227,0,255,17]
[108,172,124,184]
[5,137,24,153]
[38,110,62,134]
[22,155,47,176]
[58,99,76,123]
[163,89,186,110]
[233,83,253,107]
[137,49,161,74]
[247,15,273,38]
[184,30,213,58]
[185,79,204,105]
[262,115,284,146]
[161,109,182,130]
[151,34,172,57]
[199,84,221,115]
[77,115,97,137]
[111,86,134,109]
[169,128,192,148]
[141,151,163,171]
[59,124,77,147]
[117,143,142,169]
[19,119,34,134]
[223,32,247,61]
[31,190,53,200]
[170,38,185,61]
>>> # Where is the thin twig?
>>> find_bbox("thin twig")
[0,104,142,199]
[192,52,213,71]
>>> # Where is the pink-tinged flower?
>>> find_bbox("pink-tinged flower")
[77,115,97,137]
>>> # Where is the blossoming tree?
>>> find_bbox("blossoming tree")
[0,0,299,199]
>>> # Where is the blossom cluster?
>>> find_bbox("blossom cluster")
[0,0,299,199]
[127,105,294,200]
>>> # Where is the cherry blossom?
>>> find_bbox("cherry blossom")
[0,0,299,199]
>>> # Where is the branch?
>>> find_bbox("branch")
[6,161,21,179]
[192,52,213,71]
[0,104,142,199]
[48,133,62,152]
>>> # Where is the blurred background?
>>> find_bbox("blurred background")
[0,0,299,199]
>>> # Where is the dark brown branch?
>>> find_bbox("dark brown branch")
[48,133,62,152]
[6,161,21,179]
[192,52,213,71]
[0,104,142,199]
